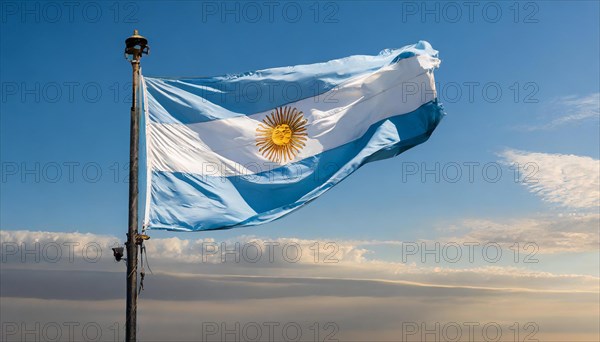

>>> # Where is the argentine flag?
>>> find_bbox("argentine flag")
[141,41,445,231]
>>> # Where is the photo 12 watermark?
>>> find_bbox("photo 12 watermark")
[399,1,540,24]
[199,241,340,264]
[399,321,539,342]
[0,79,540,105]
[200,321,339,342]
[0,160,540,185]
[400,241,540,264]
[1,1,139,24]
[200,1,340,24]
[0,321,123,342]
[1,240,106,264]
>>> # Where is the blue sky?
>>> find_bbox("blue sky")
[2,1,597,238]
[1,2,599,340]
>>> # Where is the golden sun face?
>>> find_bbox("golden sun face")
[256,106,308,163]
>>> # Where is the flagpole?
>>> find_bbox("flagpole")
[124,30,148,342]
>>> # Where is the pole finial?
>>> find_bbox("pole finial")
[125,30,149,61]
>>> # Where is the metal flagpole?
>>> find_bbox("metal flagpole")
[124,29,148,342]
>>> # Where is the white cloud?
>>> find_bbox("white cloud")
[2,230,598,294]
[1,227,599,339]
[522,92,599,131]
[502,149,600,209]
[440,213,600,254]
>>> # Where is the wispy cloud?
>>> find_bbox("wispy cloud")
[502,149,600,209]
[439,213,600,254]
[520,92,599,131]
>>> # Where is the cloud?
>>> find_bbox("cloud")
[521,93,599,131]
[440,213,600,254]
[2,230,598,296]
[439,147,600,253]
[502,149,600,209]
[1,229,599,340]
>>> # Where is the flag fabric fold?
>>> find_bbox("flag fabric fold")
[141,41,445,231]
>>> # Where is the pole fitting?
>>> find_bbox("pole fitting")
[135,234,151,245]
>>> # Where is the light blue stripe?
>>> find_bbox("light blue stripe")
[143,41,437,124]
[147,100,445,231]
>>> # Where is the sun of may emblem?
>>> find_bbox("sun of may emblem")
[256,106,308,163]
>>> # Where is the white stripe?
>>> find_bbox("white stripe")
[141,73,153,228]
[148,54,438,176]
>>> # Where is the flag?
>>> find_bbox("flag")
[141,41,445,231]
